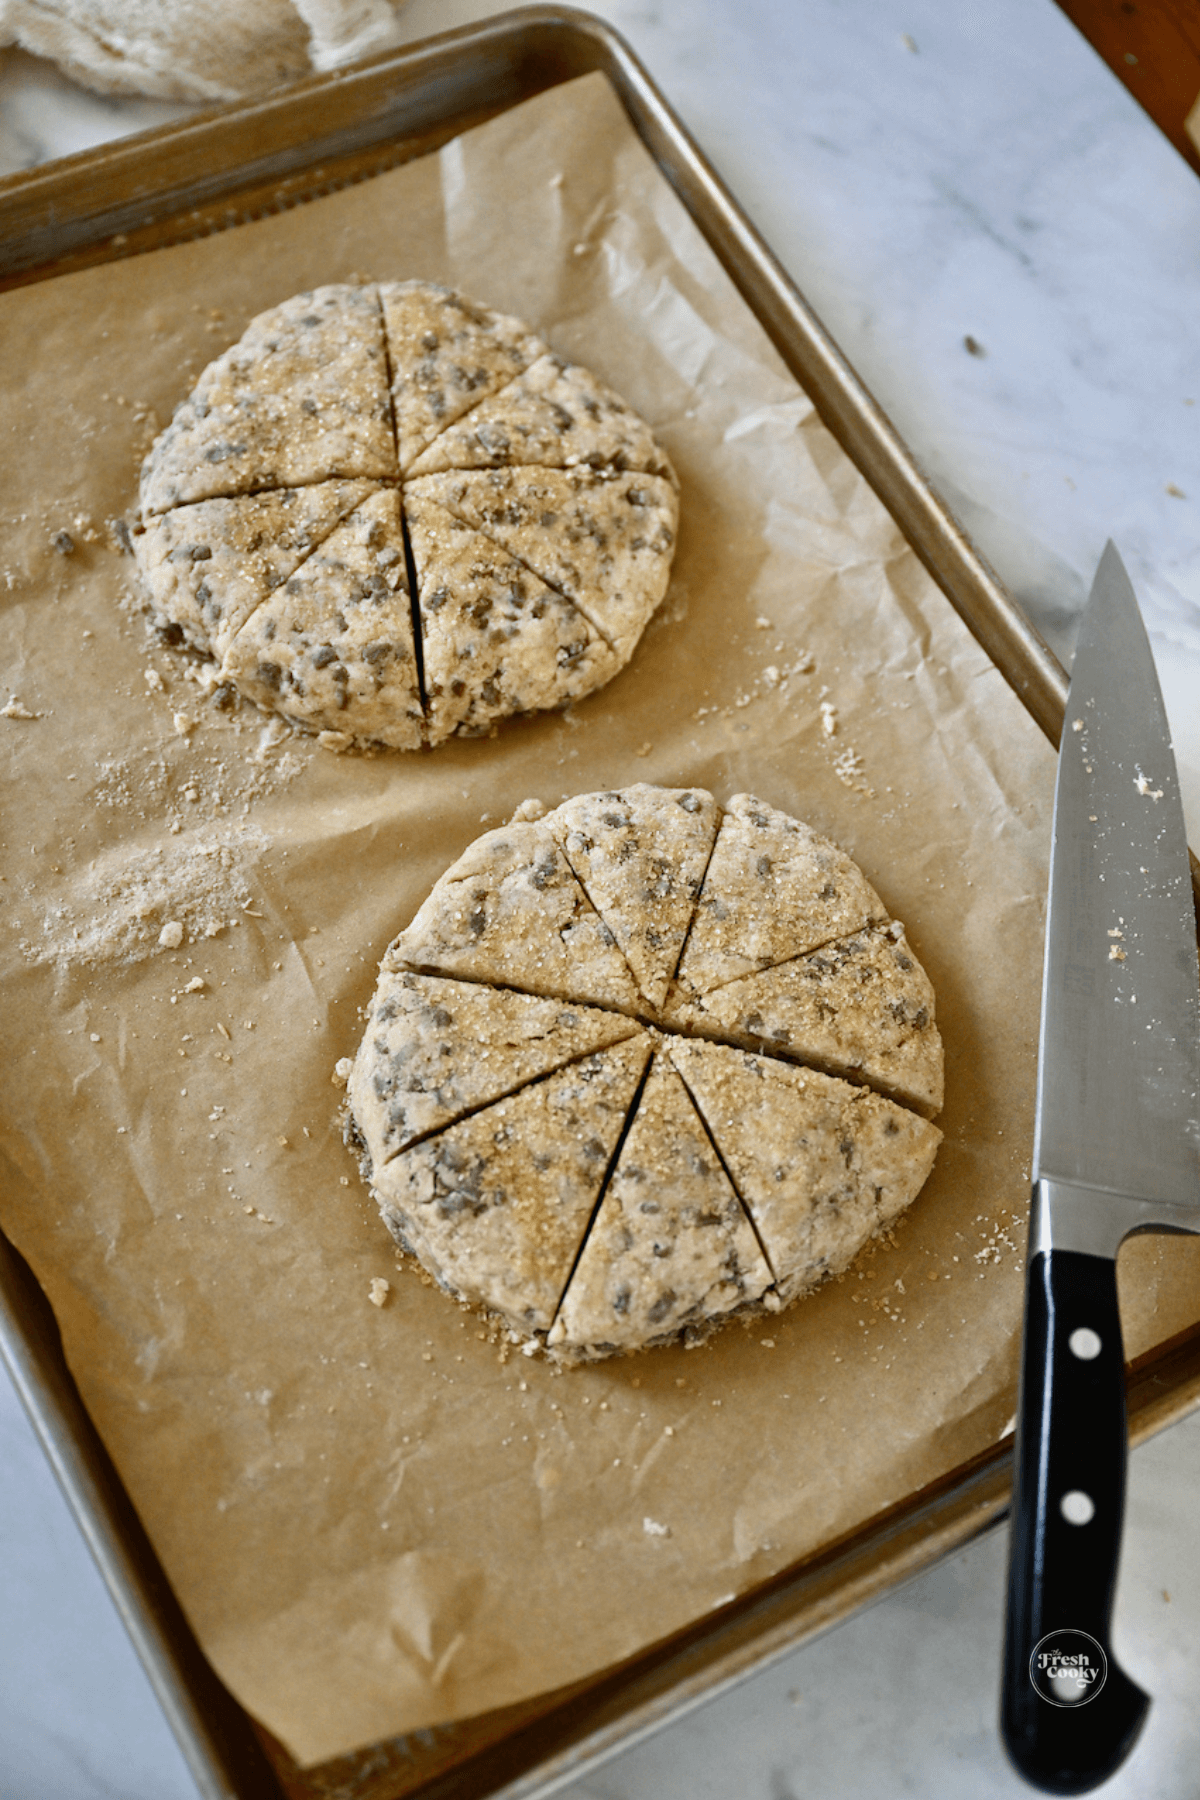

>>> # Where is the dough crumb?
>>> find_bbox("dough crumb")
[832,745,873,794]
[1,697,39,719]
[643,1517,671,1536]
[332,1056,354,1087]
[144,669,165,693]
[510,797,547,823]
[158,921,185,948]
[369,1278,390,1308]
[173,712,197,736]
[183,976,206,992]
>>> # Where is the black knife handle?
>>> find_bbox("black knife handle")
[1001,1244,1149,1792]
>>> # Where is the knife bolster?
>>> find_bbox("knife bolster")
[1030,1178,1200,1260]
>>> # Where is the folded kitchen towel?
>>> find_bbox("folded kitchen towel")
[0,0,407,100]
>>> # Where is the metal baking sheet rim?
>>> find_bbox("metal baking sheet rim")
[1,10,1198,1799]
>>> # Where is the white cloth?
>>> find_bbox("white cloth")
[0,0,407,100]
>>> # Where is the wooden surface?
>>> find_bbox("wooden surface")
[1054,0,1200,169]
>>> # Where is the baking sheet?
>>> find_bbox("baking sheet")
[2,68,1198,1771]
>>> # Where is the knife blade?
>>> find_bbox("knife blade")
[1002,541,1200,1794]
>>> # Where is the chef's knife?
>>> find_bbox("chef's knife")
[1002,542,1200,1794]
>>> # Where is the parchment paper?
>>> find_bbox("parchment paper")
[2,72,1198,1769]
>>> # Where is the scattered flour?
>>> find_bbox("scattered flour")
[21,826,270,968]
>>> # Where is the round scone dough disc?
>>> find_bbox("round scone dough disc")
[134,282,678,749]
[348,785,944,1358]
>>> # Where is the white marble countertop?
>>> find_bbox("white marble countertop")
[2,2,1199,1796]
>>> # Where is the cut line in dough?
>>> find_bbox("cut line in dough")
[371,1034,653,1331]
[136,478,376,659]
[348,970,641,1170]
[548,1054,774,1356]
[662,921,943,1116]
[221,488,423,750]
[549,784,721,1010]
[669,1038,942,1302]
[670,792,888,1001]
[384,817,644,1015]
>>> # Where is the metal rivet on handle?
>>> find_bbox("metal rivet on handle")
[1061,1490,1096,1526]
[1069,1327,1102,1360]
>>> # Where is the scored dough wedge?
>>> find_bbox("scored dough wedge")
[222,488,423,749]
[384,818,643,1014]
[405,466,679,657]
[348,971,641,1170]
[405,351,676,479]
[670,1039,942,1301]
[140,285,396,514]
[379,280,546,471]
[663,922,942,1116]
[671,792,888,1001]
[372,1035,652,1332]
[404,490,618,745]
[549,784,721,1010]
[549,1055,773,1356]
[135,479,375,658]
